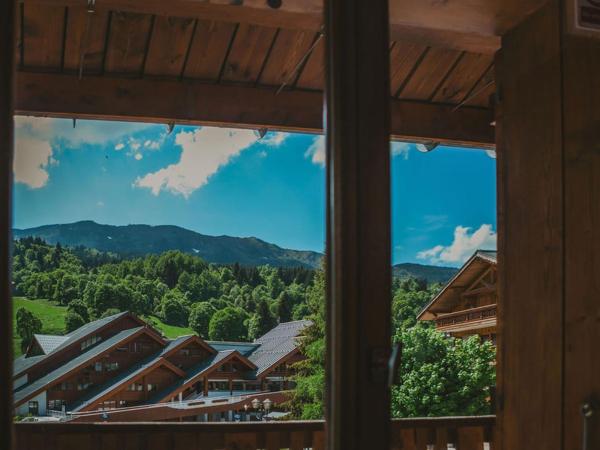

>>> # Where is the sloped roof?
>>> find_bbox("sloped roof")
[206,341,259,356]
[15,311,134,378]
[70,352,184,412]
[248,320,311,376]
[32,334,69,355]
[149,349,255,403]
[13,327,144,406]
[417,249,498,320]
[13,355,45,376]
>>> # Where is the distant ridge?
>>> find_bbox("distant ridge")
[13,221,323,269]
[393,262,458,284]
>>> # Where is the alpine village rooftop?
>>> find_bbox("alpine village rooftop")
[13,311,309,422]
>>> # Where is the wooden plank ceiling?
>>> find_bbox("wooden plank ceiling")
[14,2,501,148]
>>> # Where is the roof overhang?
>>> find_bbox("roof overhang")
[417,252,497,320]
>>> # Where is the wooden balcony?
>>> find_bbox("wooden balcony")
[14,416,495,450]
[435,304,497,334]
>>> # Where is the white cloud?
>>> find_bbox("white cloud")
[129,139,141,151]
[96,201,105,207]
[134,153,143,161]
[417,224,497,265]
[114,143,125,151]
[391,142,411,159]
[14,116,154,189]
[13,134,54,188]
[134,127,259,198]
[305,135,325,166]
[261,132,288,147]
[144,139,161,150]
[486,149,497,159]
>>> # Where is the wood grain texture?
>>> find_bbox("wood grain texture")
[562,31,600,450]
[389,42,427,97]
[20,0,502,53]
[63,8,110,75]
[13,418,494,449]
[22,4,65,69]
[103,12,153,75]
[398,47,462,101]
[325,0,391,448]
[14,72,495,147]
[182,20,236,81]
[143,16,195,77]
[496,2,564,450]
[258,28,316,86]
[294,35,324,90]
[220,23,277,84]
[0,1,15,450]
[432,52,493,104]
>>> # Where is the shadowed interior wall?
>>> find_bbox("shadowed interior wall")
[497,1,600,448]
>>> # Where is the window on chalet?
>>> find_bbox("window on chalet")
[28,401,39,416]
[105,362,119,371]
[81,335,102,351]
[94,362,103,372]
[48,400,66,411]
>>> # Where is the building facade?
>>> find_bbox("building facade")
[13,312,309,421]
[417,250,497,343]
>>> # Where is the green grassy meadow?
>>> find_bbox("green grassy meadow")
[13,297,67,357]
[12,297,193,357]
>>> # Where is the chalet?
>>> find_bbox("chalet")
[12,312,309,422]
[417,250,497,343]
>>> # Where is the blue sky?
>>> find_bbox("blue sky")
[13,117,496,267]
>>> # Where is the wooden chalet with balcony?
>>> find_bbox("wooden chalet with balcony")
[418,250,497,342]
[12,311,310,422]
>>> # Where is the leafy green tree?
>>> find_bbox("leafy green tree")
[392,278,439,332]
[65,311,86,333]
[288,269,325,419]
[277,291,293,323]
[157,290,190,326]
[53,273,81,305]
[16,308,43,352]
[209,306,248,341]
[248,299,277,340]
[392,327,495,417]
[100,308,122,318]
[189,302,215,339]
[67,299,89,322]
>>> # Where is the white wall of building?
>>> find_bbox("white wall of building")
[15,391,47,417]
[13,374,28,390]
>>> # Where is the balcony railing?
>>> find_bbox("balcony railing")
[15,415,495,449]
[435,304,497,329]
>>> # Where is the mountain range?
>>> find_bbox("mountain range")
[13,221,458,283]
[13,221,322,268]
[392,263,457,284]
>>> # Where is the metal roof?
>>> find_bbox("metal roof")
[13,355,45,377]
[249,320,311,376]
[14,311,132,378]
[206,341,259,356]
[33,334,69,355]
[13,327,143,406]
[148,350,238,404]
[71,335,200,411]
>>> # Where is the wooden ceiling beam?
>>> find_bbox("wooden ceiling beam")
[14,71,495,148]
[19,0,503,54]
